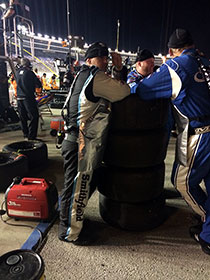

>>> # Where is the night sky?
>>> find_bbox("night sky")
[23,0,210,57]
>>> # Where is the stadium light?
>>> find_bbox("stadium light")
[37,33,42,37]
[17,24,27,34]
[44,34,49,39]
[51,36,56,40]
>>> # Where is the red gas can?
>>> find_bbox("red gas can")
[50,117,64,136]
[5,178,58,220]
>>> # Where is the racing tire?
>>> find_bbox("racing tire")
[104,129,168,168]
[50,129,57,136]
[110,95,169,132]
[99,193,166,231]
[97,163,165,203]
[0,152,28,191]
[2,140,48,169]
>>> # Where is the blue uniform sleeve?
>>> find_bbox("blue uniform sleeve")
[136,64,173,100]
[127,70,142,94]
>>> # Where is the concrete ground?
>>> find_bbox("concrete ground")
[0,109,64,256]
[0,108,210,279]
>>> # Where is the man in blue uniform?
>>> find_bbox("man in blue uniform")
[127,49,154,86]
[127,49,173,142]
[129,28,210,255]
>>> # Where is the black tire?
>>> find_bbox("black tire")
[0,152,28,192]
[99,193,166,231]
[104,129,168,168]
[4,106,20,123]
[110,95,169,132]
[98,163,165,203]
[50,129,57,136]
[2,140,48,169]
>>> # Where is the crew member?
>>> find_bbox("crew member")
[49,74,59,89]
[131,28,210,256]
[127,49,154,85]
[9,72,17,98]
[41,73,51,91]
[34,68,42,96]
[2,0,30,20]
[59,42,130,245]
[16,57,42,140]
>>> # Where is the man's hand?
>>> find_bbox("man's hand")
[111,52,123,71]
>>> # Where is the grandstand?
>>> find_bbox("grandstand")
[3,29,166,109]
[0,10,166,111]
[5,28,165,78]
[0,7,167,122]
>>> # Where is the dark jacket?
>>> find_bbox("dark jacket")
[16,67,42,99]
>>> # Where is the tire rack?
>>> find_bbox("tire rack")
[98,95,169,230]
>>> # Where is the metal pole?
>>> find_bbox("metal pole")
[116,19,120,51]
[66,0,71,64]
[0,9,10,113]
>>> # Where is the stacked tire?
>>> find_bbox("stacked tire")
[0,140,48,191]
[2,140,48,169]
[98,95,169,230]
[0,152,28,191]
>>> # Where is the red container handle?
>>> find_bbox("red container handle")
[21,178,45,185]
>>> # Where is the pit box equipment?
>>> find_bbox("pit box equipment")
[5,178,58,221]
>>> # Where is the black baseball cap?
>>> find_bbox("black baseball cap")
[84,42,109,60]
[20,58,32,68]
[168,28,194,48]
[135,49,154,63]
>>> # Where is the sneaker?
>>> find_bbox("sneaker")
[195,234,210,255]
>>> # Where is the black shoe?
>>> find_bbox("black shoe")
[72,233,98,246]
[195,234,210,255]
[189,223,203,242]
[59,219,98,246]
[72,220,99,246]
